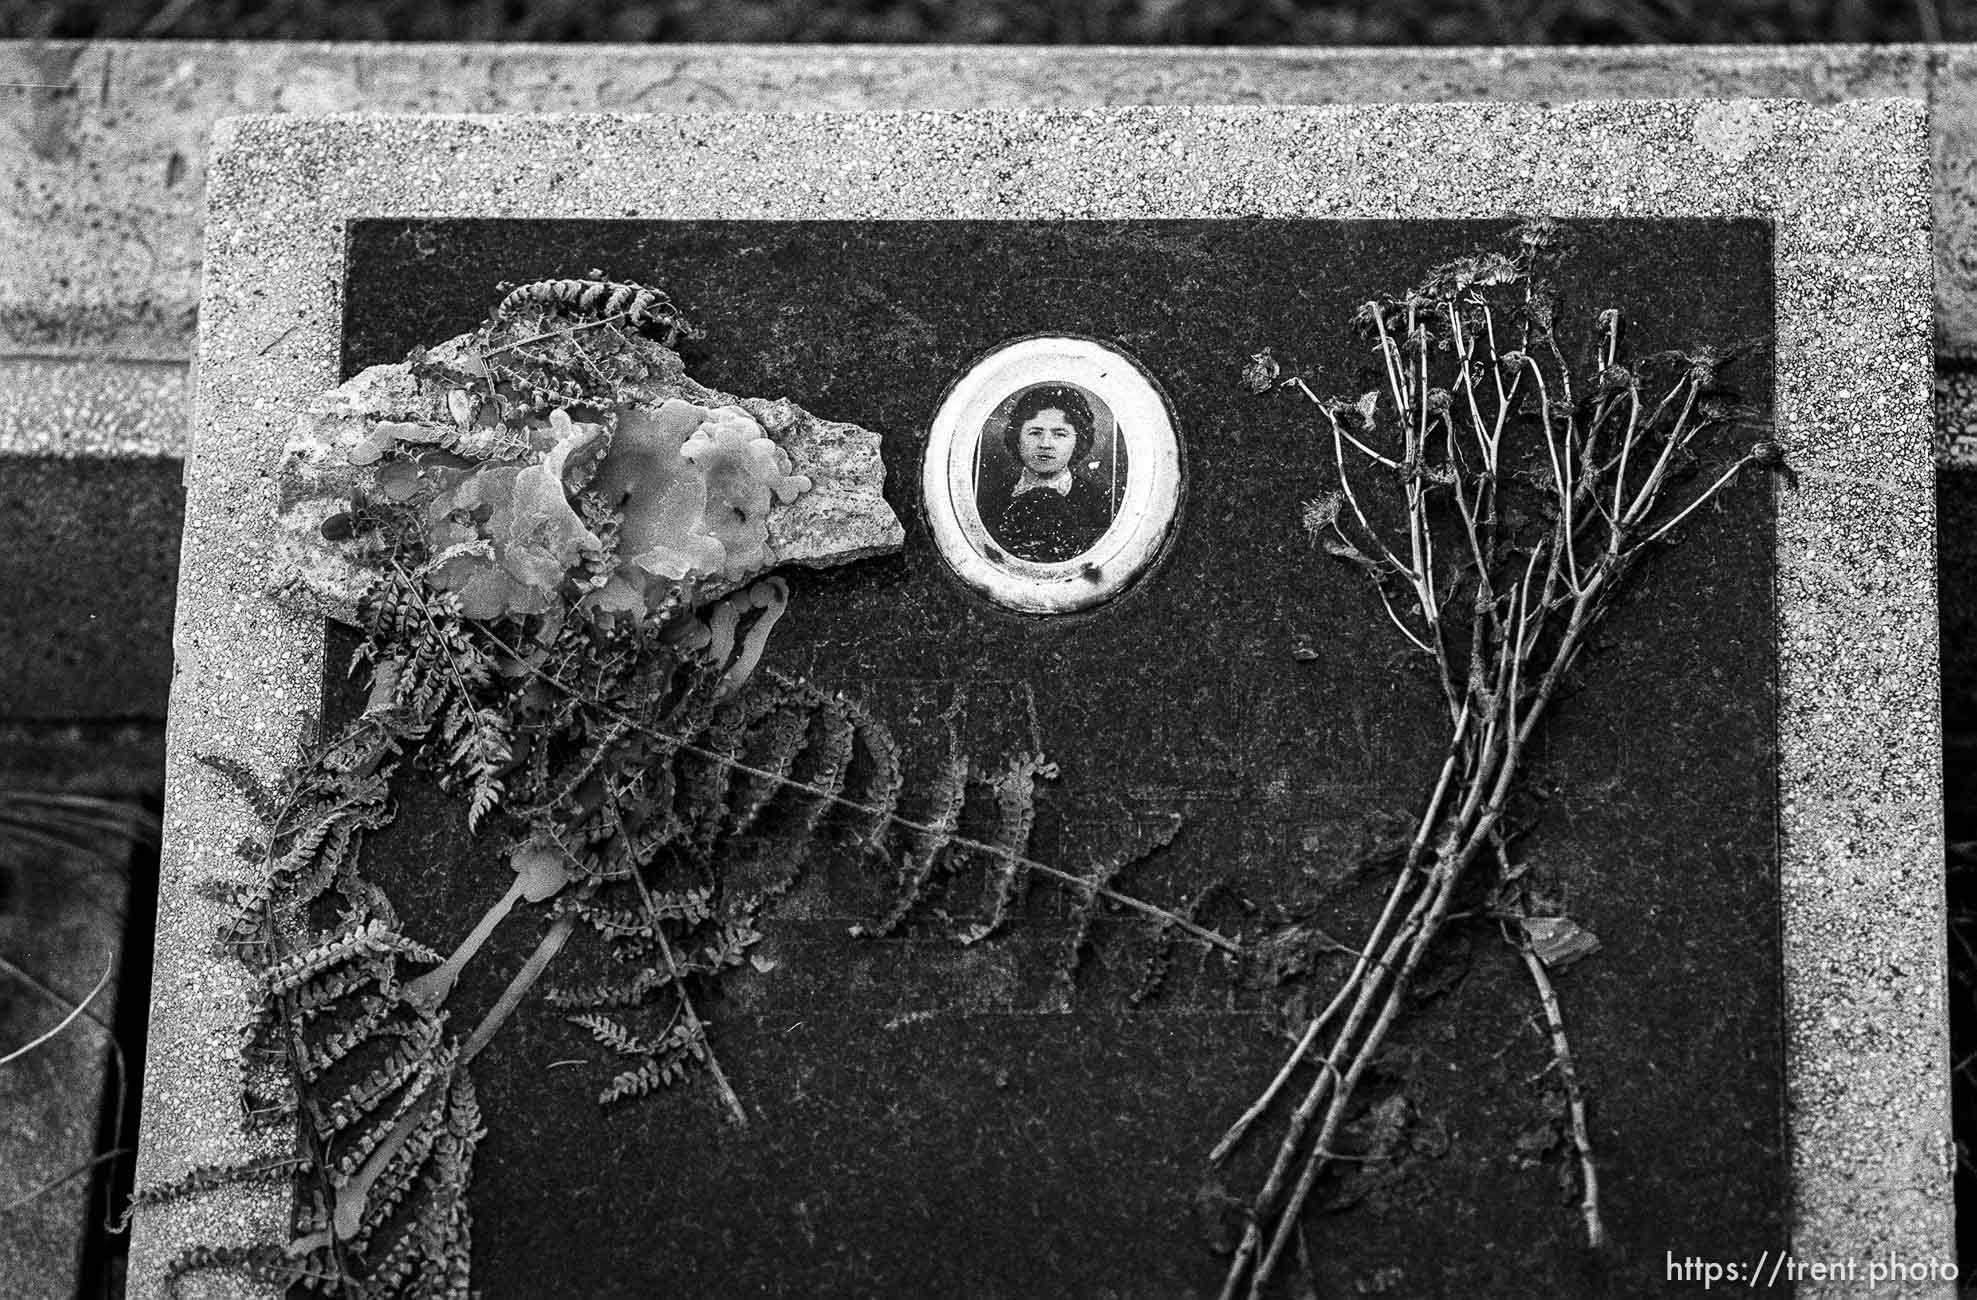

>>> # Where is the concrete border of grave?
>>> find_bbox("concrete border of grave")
[14,43,1977,472]
[137,101,1942,1298]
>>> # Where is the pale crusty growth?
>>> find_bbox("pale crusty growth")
[272,330,897,626]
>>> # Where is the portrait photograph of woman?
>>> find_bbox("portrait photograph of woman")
[974,382,1129,564]
[924,335,1182,614]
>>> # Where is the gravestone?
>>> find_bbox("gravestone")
[134,103,1944,1299]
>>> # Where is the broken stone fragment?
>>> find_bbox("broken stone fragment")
[272,332,903,624]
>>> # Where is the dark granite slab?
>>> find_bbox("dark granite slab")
[329,217,1783,1298]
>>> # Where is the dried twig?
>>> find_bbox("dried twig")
[0,791,156,860]
[1519,944,1605,1249]
[1,1148,134,1216]
[0,958,113,1069]
[460,916,577,1066]
[643,894,748,1128]
[1219,225,1767,1298]
[481,311,631,359]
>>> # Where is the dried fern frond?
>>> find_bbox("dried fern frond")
[851,743,970,939]
[1056,814,1185,1004]
[954,754,1056,946]
[543,967,668,1011]
[346,1103,449,1255]
[567,1012,652,1058]
[1132,875,1237,1007]
[840,693,904,852]
[729,699,814,836]
[164,1242,345,1298]
[263,921,440,997]
[599,1022,708,1105]
[319,1023,445,1142]
[125,1155,313,1228]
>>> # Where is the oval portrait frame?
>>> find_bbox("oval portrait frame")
[924,336,1183,614]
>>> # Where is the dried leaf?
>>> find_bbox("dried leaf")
[1523,916,1601,969]
[1240,349,1280,394]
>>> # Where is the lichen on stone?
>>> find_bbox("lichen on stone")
[272,300,901,628]
[422,408,609,619]
[584,398,813,619]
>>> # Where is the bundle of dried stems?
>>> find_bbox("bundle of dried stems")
[1213,222,1776,1299]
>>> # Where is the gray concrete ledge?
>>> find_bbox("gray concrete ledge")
[0,41,1955,359]
[0,358,188,459]
[7,41,1977,460]
[143,101,1941,1300]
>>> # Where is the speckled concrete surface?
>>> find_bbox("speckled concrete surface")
[9,42,1977,461]
[142,103,1941,1298]
[0,359,189,459]
[0,41,1951,364]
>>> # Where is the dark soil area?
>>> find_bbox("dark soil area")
[0,458,182,722]
[0,736,162,1300]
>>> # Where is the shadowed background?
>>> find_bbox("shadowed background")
[4,0,1970,44]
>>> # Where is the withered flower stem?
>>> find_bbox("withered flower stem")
[1221,255,1769,1299]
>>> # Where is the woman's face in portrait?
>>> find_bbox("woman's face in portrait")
[1016,407,1077,476]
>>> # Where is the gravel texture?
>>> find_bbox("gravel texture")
[0,42,1957,364]
[9,42,1977,461]
[0,359,188,459]
[140,102,1942,1298]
